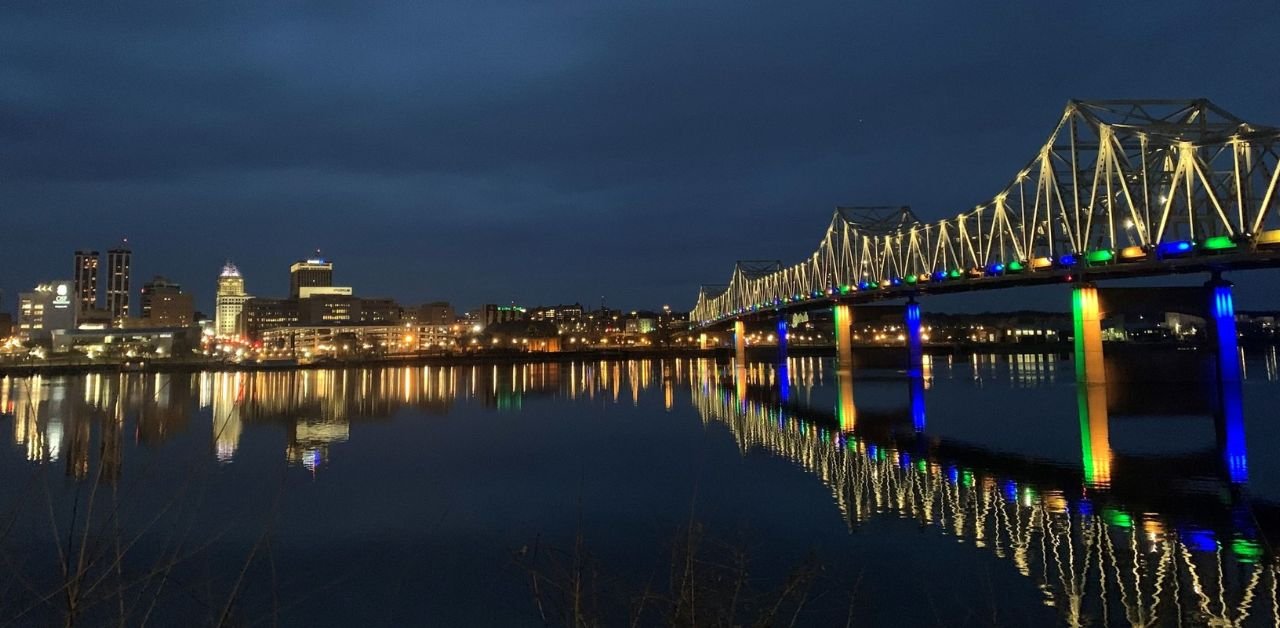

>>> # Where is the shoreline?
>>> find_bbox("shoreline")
[0,340,1245,377]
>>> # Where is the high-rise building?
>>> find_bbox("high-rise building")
[73,250,100,313]
[215,262,252,338]
[106,244,131,320]
[289,256,333,299]
[140,276,194,327]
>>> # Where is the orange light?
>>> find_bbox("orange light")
[1030,257,1053,269]
[1119,245,1147,260]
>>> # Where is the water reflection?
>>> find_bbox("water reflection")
[0,354,1276,625]
[698,354,1276,626]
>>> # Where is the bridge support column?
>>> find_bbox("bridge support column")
[1207,276,1242,383]
[833,304,853,373]
[1215,379,1248,484]
[776,317,788,363]
[776,317,789,403]
[1077,382,1112,488]
[733,320,747,365]
[1072,283,1106,385]
[905,298,923,377]
[698,332,709,350]
[909,374,926,433]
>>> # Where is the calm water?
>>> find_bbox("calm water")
[2,350,1280,626]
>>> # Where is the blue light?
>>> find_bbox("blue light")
[1158,240,1194,256]
[858,281,871,290]
[987,262,1005,274]
[1059,253,1078,266]
[1184,529,1218,553]
[910,375,926,432]
[933,270,947,281]
[1078,499,1093,516]
[948,466,960,484]
[1211,282,1242,383]
[889,277,902,287]
[1004,481,1018,502]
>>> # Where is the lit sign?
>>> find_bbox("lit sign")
[52,283,71,309]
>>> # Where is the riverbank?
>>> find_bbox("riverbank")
[0,339,1257,377]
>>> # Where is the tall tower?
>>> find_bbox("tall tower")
[216,262,251,338]
[106,242,132,321]
[289,252,333,298]
[73,250,100,313]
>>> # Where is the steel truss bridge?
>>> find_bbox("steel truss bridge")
[691,100,1280,326]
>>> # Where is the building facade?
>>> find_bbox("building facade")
[73,250,99,314]
[215,262,251,338]
[289,257,334,298]
[106,245,131,321]
[18,281,77,341]
[140,276,195,327]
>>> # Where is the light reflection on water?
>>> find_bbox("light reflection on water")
[0,351,1277,625]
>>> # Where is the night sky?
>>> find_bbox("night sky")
[4,2,1279,314]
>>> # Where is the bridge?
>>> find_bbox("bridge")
[689,100,1280,384]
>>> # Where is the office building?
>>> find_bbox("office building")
[18,281,77,341]
[289,256,333,298]
[215,262,252,338]
[243,294,402,340]
[140,276,195,327]
[479,304,527,328]
[106,244,131,320]
[73,250,99,313]
[412,302,456,325]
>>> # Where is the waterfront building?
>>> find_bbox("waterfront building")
[215,262,252,338]
[106,244,131,321]
[289,256,333,298]
[73,250,99,313]
[478,304,526,328]
[410,302,456,325]
[243,294,402,340]
[50,325,202,356]
[140,276,195,327]
[17,281,77,341]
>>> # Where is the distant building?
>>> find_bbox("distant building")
[140,276,194,327]
[530,303,585,332]
[411,302,456,325]
[106,244,132,321]
[243,295,402,340]
[479,304,526,328]
[73,250,100,313]
[51,326,202,356]
[241,298,300,340]
[18,281,77,341]
[289,257,333,299]
[298,286,352,298]
[215,262,252,338]
[0,312,12,340]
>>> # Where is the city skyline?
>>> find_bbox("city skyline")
[3,4,1279,314]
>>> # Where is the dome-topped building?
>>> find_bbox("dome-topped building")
[215,261,251,338]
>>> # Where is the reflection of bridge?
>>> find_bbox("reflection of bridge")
[692,359,1277,625]
[690,100,1279,388]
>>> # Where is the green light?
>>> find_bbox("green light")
[1085,249,1114,264]
[1202,235,1238,251]
[961,470,974,487]
[1007,260,1024,272]
[904,275,917,284]
[1232,537,1262,562]
[840,285,851,294]
[948,268,962,279]
[916,459,927,472]
[868,281,879,289]
[1102,508,1132,529]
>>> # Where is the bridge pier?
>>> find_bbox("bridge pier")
[905,298,923,377]
[833,303,854,372]
[1077,382,1112,489]
[1072,283,1106,385]
[733,320,746,366]
[698,332,709,350]
[909,374,926,433]
[1215,378,1248,484]
[1207,276,1242,383]
[776,317,788,363]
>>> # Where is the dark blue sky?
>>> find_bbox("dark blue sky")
[3,2,1279,314]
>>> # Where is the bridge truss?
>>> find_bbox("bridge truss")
[692,100,1280,326]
